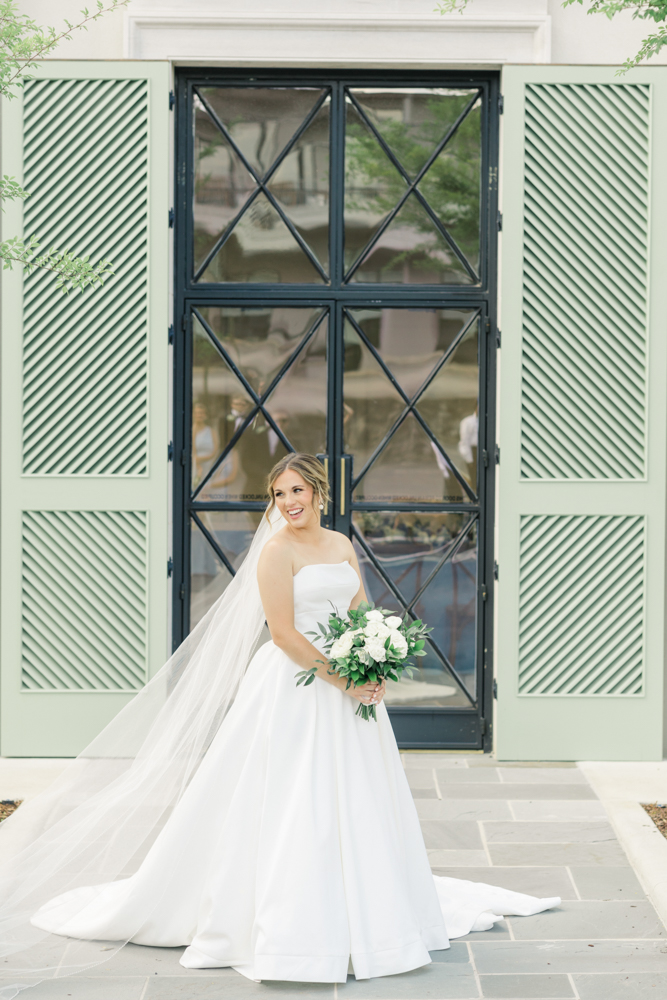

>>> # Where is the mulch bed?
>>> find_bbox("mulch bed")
[0,800,21,822]
[642,802,667,839]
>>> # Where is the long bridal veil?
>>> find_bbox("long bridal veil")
[0,510,286,999]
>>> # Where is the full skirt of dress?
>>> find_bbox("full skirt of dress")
[32,639,560,983]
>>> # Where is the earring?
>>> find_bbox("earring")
[318,496,324,510]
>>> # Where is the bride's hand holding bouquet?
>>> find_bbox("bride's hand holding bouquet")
[296,601,431,720]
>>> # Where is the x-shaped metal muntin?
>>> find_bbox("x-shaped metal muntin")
[191,509,239,578]
[352,512,479,704]
[193,87,331,283]
[344,88,482,284]
[190,306,328,501]
[344,307,481,503]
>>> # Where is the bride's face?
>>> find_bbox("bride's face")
[272,470,317,529]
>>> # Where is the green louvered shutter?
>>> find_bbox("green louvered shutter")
[497,67,667,760]
[0,62,170,755]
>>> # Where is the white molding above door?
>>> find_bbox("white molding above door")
[125,5,551,66]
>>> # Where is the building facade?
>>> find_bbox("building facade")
[2,0,667,759]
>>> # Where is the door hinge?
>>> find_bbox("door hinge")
[493,679,498,700]
[167,557,174,577]
[496,327,501,349]
[181,450,187,466]
[181,313,188,332]
[497,210,503,231]
[482,448,489,468]
[498,94,504,115]
[485,317,491,335]
[169,90,175,110]
[494,444,500,465]
[168,324,174,345]
[168,208,175,228]
[167,441,174,462]
[493,561,499,581]
[480,583,488,601]
[480,718,487,736]
[179,584,185,600]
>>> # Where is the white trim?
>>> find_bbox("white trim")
[126,11,551,66]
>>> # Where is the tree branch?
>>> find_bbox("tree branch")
[0,235,114,293]
[0,0,130,96]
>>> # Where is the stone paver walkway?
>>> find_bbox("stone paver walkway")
[4,754,667,999]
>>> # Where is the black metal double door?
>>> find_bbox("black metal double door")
[174,70,499,749]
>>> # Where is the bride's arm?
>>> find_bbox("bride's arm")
[257,543,346,692]
[257,543,380,705]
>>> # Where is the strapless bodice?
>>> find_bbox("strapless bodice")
[292,562,360,643]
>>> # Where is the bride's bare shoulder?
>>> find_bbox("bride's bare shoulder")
[258,532,293,574]
[330,529,355,559]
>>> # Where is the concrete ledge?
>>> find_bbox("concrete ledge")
[580,761,667,931]
[0,757,69,801]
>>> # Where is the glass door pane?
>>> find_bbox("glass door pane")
[352,512,478,707]
[189,305,329,624]
[194,87,331,283]
[343,308,480,502]
[343,306,481,709]
[344,87,482,284]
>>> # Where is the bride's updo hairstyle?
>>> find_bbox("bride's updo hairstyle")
[265,452,331,520]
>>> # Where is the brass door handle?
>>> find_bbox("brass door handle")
[340,457,346,516]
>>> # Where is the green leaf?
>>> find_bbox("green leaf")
[0,175,29,206]
[294,666,318,687]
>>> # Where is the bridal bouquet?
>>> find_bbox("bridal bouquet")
[296,602,431,721]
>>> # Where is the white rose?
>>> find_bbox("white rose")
[364,636,387,662]
[388,630,408,658]
[365,609,384,623]
[330,632,354,658]
[364,621,390,639]
[385,616,402,630]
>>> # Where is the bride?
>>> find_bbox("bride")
[0,453,559,995]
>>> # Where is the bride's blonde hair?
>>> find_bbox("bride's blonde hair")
[265,453,330,519]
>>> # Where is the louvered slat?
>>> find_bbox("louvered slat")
[21,511,148,691]
[521,84,649,480]
[518,514,645,696]
[22,78,148,475]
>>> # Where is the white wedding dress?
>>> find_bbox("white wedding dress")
[31,562,559,984]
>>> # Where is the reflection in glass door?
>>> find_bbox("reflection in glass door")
[344,307,481,712]
[189,306,329,628]
[174,70,499,749]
